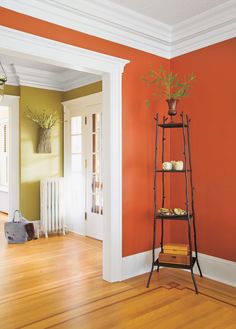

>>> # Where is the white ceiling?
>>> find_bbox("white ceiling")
[109,0,230,25]
[0,54,101,91]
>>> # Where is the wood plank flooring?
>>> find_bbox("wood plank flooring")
[0,212,8,220]
[0,219,235,329]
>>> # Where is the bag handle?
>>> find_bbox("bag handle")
[12,210,23,223]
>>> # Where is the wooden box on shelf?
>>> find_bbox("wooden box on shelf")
[159,252,190,265]
[163,243,189,255]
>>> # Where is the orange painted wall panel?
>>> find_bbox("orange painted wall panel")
[2,8,234,261]
[0,8,170,257]
[170,38,236,261]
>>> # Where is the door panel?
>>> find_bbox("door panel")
[64,93,103,240]
[65,114,85,234]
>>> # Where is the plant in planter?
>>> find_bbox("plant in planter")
[26,108,60,153]
[142,65,195,116]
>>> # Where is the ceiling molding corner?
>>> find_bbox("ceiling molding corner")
[171,0,236,57]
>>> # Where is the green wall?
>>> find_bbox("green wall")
[4,84,20,96]
[62,81,102,101]
[4,81,102,220]
[20,86,63,220]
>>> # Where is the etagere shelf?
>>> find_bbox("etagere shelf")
[146,112,202,294]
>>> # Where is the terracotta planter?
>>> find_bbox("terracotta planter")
[166,98,179,117]
[37,128,51,153]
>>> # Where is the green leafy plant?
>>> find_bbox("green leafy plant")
[26,108,60,129]
[142,65,195,108]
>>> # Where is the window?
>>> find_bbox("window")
[0,118,8,190]
[91,113,103,214]
[71,116,82,173]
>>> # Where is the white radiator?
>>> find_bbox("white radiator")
[40,177,65,238]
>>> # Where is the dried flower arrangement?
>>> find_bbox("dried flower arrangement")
[26,108,60,129]
[26,108,61,153]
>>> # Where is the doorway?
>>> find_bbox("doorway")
[63,92,103,241]
[0,26,129,281]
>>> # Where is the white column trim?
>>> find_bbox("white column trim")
[0,25,129,282]
[102,72,123,281]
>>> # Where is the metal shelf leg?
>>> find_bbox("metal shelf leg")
[191,268,199,294]
[146,265,154,288]
[196,259,203,277]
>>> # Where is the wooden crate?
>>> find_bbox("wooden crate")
[163,244,189,255]
[159,252,190,265]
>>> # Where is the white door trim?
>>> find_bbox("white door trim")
[0,26,129,282]
[0,95,20,218]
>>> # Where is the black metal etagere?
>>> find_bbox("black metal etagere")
[146,112,202,294]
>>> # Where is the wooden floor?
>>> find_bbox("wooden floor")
[0,219,235,329]
[0,212,8,220]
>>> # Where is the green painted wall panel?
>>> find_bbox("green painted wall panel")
[4,84,20,96]
[4,81,102,220]
[62,81,102,101]
[20,86,63,220]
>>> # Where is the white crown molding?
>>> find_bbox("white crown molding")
[3,65,19,86]
[7,64,101,91]
[0,26,129,76]
[1,0,171,58]
[59,70,101,91]
[62,75,101,91]
[14,65,62,90]
[171,0,236,57]
[1,0,235,58]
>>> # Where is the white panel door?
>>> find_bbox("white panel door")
[65,114,85,235]
[64,93,103,240]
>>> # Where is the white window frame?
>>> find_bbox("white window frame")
[0,26,129,282]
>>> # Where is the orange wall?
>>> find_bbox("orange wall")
[170,38,236,262]
[0,8,170,257]
[2,8,234,261]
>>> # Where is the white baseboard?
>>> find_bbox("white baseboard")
[69,229,84,236]
[196,253,236,287]
[122,248,160,280]
[122,249,236,287]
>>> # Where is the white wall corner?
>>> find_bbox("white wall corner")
[122,249,236,287]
